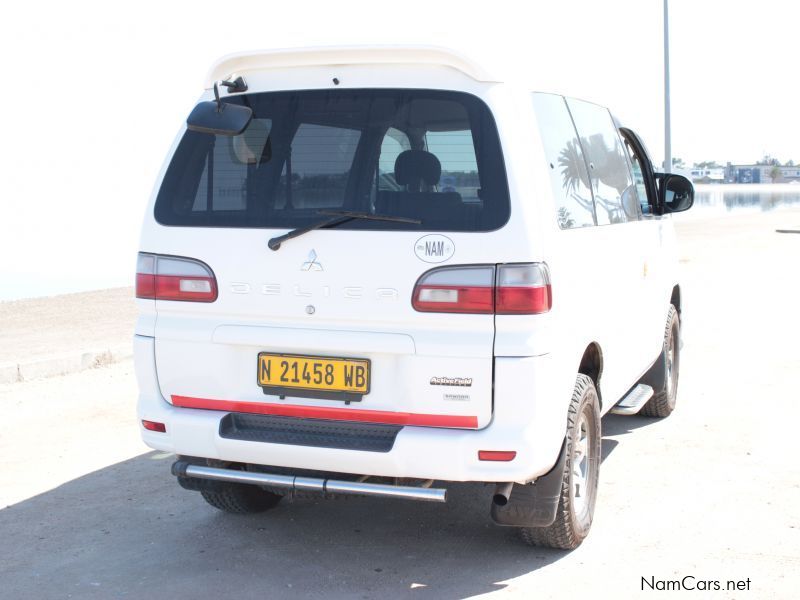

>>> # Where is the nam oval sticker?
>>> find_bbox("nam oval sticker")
[414,235,455,263]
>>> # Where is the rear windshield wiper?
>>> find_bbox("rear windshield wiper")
[268,210,422,251]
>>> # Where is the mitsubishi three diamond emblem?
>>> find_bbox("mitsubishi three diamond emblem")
[300,249,323,272]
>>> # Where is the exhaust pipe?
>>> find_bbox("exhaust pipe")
[173,461,447,503]
[492,482,514,506]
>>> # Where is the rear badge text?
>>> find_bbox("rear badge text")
[430,376,473,387]
[415,234,455,263]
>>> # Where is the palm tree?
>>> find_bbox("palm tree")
[558,139,594,215]
[557,134,638,224]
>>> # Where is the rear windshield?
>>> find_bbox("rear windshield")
[155,89,510,231]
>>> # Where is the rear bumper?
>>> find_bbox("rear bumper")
[135,335,567,483]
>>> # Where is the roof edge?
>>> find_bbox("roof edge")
[204,45,500,87]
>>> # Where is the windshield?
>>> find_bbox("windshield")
[155,89,510,232]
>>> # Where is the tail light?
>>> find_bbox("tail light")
[412,266,495,313]
[412,263,551,315]
[495,263,551,314]
[136,253,218,302]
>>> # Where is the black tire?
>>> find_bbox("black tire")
[521,374,601,550]
[200,483,282,514]
[640,305,680,418]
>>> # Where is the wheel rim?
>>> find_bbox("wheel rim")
[572,410,591,515]
[665,324,678,403]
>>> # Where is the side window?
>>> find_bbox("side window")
[620,130,657,216]
[622,136,649,216]
[566,98,639,224]
[424,130,480,202]
[532,93,595,229]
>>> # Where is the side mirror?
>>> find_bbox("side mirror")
[187,80,252,136]
[657,173,694,213]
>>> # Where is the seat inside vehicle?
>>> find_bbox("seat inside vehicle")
[375,149,464,220]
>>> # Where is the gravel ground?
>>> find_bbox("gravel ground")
[0,210,798,599]
[0,287,136,364]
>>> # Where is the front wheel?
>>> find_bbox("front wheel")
[521,374,601,550]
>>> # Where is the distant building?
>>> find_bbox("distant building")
[688,167,725,183]
[724,163,800,184]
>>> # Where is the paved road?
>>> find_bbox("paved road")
[1,210,799,599]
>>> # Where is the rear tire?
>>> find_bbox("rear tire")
[640,305,680,418]
[200,483,282,514]
[521,374,601,550]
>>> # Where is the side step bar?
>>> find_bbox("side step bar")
[610,384,654,416]
[172,461,447,503]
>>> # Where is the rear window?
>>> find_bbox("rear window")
[155,89,510,231]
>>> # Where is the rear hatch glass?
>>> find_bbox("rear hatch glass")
[155,89,510,231]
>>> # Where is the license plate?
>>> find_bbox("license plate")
[257,353,371,398]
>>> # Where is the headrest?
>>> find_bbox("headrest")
[394,150,442,188]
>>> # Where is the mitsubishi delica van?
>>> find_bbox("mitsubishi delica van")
[135,46,694,549]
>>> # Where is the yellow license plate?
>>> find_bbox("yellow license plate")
[257,353,370,396]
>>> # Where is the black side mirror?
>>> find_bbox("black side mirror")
[187,80,252,136]
[657,173,694,213]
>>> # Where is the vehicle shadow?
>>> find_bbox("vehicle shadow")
[601,413,662,462]
[0,452,571,599]
[603,413,662,437]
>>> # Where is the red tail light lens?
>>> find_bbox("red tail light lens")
[136,253,217,302]
[135,253,157,298]
[495,264,552,314]
[412,266,495,313]
[412,263,551,315]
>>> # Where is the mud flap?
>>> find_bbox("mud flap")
[490,438,567,528]
[638,346,666,395]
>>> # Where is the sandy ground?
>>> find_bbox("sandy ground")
[0,209,798,599]
[0,287,136,364]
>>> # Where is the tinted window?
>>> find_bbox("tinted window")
[425,129,480,203]
[156,90,510,231]
[566,98,638,225]
[622,135,650,216]
[273,124,360,210]
[532,93,595,229]
[377,127,411,191]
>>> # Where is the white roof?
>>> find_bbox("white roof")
[205,45,499,88]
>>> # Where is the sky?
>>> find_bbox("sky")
[1,0,798,299]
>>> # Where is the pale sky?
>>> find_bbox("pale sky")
[1,0,798,299]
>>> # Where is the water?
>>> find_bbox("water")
[691,183,800,216]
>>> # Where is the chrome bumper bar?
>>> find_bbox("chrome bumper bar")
[173,461,447,503]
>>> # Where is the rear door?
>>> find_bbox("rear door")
[146,89,511,429]
[563,97,653,401]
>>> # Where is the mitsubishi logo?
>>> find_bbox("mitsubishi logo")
[300,249,323,272]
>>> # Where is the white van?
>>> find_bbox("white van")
[135,46,693,549]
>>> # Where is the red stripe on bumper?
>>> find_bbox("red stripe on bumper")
[170,395,479,429]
